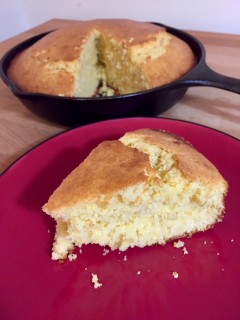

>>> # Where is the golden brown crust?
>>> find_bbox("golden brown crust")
[8,19,195,96]
[43,140,155,213]
[122,129,227,185]
[92,19,166,44]
[142,35,196,86]
[7,22,91,96]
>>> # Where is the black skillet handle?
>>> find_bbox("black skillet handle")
[174,61,240,94]
[154,21,240,94]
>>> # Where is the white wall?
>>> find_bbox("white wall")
[1,0,240,41]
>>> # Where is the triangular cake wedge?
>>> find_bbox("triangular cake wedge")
[42,129,228,260]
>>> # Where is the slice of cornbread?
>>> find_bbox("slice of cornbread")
[42,129,228,260]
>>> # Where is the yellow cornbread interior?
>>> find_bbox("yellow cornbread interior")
[71,31,171,97]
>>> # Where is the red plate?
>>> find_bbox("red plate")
[0,118,239,320]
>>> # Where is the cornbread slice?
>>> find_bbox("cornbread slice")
[8,19,195,97]
[42,129,228,260]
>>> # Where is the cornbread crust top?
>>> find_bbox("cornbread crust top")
[43,140,156,213]
[121,129,225,184]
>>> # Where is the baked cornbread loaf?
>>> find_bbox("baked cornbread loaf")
[42,129,228,260]
[8,19,196,97]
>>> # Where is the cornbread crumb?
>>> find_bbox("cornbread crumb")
[172,271,179,279]
[84,267,88,271]
[47,229,50,233]
[123,255,128,261]
[102,248,110,256]
[231,239,234,242]
[173,240,188,254]
[91,273,102,289]
[68,253,77,261]
[137,271,141,275]
[173,240,185,248]
[203,240,207,245]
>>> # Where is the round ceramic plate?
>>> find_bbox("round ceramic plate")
[0,118,239,320]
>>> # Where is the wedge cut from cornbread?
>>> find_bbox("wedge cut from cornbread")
[42,129,228,260]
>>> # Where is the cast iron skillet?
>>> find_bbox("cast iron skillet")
[1,22,240,127]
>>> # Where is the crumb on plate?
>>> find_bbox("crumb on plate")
[91,273,102,289]
[103,248,110,256]
[68,253,77,261]
[173,240,185,248]
[172,271,179,279]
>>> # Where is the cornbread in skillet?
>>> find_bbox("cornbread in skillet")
[8,19,195,97]
[42,129,228,260]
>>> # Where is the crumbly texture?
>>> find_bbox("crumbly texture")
[8,19,196,97]
[42,129,228,261]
